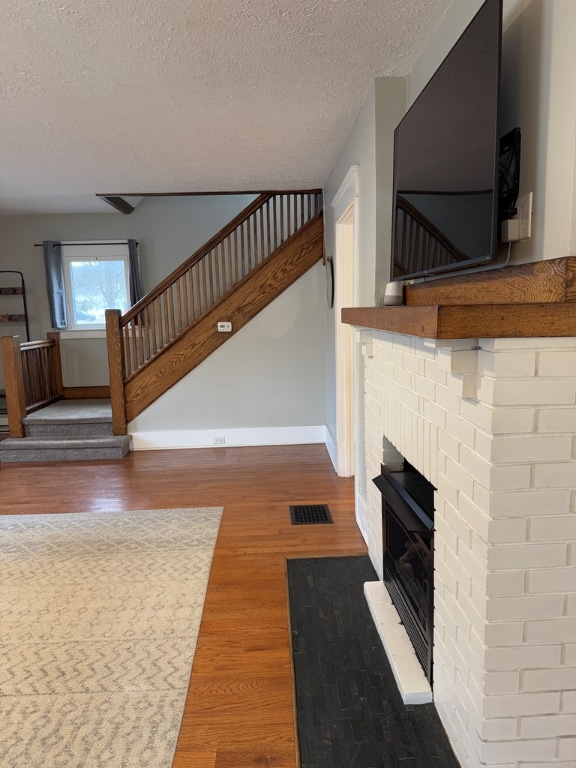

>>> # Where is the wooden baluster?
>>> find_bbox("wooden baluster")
[244,218,250,273]
[41,347,51,401]
[240,223,245,275]
[181,269,189,326]
[234,226,241,283]
[137,311,146,367]
[279,195,285,243]
[168,284,175,341]
[200,257,208,314]
[175,277,182,334]
[143,306,152,362]
[264,200,270,260]
[213,246,218,298]
[250,211,258,269]
[129,318,138,373]
[122,324,131,378]
[259,205,265,264]
[186,267,194,322]
[215,244,222,299]
[181,275,187,331]
[20,349,32,408]
[272,197,279,250]
[161,289,169,347]
[192,264,201,319]
[227,237,232,292]
[209,250,215,304]
[152,299,159,353]
[241,220,247,276]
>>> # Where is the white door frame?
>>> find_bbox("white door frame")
[331,166,359,477]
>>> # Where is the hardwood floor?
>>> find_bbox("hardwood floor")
[0,444,367,767]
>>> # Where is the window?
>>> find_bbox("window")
[61,243,131,330]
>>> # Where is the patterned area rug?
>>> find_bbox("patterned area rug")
[0,507,222,767]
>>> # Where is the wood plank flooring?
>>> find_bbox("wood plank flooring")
[0,444,367,767]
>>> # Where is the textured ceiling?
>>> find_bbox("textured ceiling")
[0,0,457,214]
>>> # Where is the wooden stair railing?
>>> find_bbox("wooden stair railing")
[106,191,323,434]
[1,332,64,437]
[394,195,468,277]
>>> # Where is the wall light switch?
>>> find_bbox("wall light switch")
[217,321,232,332]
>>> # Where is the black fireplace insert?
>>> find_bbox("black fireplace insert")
[373,460,435,683]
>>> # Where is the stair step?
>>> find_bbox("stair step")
[25,421,113,437]
[0,434,131,463]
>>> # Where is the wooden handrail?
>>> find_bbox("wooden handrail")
[1,334,64,437]
[394,195,467,276]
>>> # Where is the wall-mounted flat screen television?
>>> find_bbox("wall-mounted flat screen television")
[391,0,503,282]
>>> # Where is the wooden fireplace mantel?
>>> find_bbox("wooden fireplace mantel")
[342,257,576,339]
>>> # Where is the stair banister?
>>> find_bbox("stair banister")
[1,333,64,438]
[394,195,467,276]
[121,194,274,325]
[105,190,323,430]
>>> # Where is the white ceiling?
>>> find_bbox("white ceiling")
[0,0,462,215]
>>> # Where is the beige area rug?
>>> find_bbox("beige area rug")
[0,507,223,767]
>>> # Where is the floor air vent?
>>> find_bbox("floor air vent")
[290,504,333,525]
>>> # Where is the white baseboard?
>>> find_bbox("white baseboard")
[325,426,337,471]
[130,425,327,451]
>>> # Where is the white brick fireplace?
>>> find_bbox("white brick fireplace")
[358,331,576,768]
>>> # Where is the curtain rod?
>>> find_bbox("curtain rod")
[34,241,137,247]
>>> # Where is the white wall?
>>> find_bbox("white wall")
[323,78,405,439]
[0,196,327,438]
[0,195,256,343]
[500,0,576,264]
[130,264,326,445]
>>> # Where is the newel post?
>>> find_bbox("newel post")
[1,335,27,437]
[105,310,127,436]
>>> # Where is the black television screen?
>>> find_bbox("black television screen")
[391,0,502,281]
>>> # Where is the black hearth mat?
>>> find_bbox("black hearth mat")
[287,556,459,768]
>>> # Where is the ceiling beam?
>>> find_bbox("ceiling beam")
[96,189,323,198]
[97,195,135,215]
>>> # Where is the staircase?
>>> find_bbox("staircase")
[0,399,131,462]
[0,191,324,461]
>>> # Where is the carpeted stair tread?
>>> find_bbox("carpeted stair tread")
[1,400,129,462]
[24,421,113,437]
[2,435,130,448]
[0,434,131,462]
[23,399,112,424]
[23,399,113,436]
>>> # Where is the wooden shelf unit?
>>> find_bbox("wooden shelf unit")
[0,271,29,341]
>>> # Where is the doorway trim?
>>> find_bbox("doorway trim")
[330,166,359,477]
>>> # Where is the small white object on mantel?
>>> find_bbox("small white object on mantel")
[364,581,432,705]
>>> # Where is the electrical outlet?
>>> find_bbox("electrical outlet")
[517,192,533,240]
[213,436,226,445]
[217,321,232,333]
